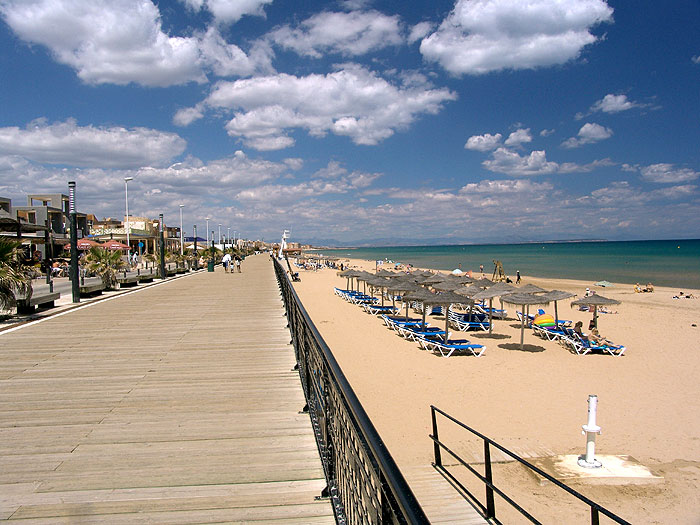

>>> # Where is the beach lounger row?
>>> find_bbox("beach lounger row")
[448,309,490,331]
[380,314,486,358]
[532,324,625,356]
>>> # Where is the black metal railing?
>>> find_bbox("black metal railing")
[430,405,631,525]
[273,257,429,525]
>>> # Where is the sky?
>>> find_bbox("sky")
[0,0,698,246]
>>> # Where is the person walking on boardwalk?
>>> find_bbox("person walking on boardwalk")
[222,252,231,273]
[235,255,242,273]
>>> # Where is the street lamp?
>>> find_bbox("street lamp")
[124,177,133,255]
[179,204,185,255]
[218,224,221,245]
[227,227,230,248]
[206,217,210,245]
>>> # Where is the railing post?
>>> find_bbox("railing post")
[484,440,496,519]
[431,407,442,467]
[592,507,600,525]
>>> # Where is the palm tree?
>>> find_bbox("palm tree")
[0,238,33,310]
[84,247,127,290]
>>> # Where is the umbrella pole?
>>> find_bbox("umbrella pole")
[444,304,449,343]
[422,303,427,330]
[488,298,493,334]
[381,287,385,307]
[554,301,559,328]
[593,305,598,330]
[405,298,409,321]
[520,312,525,350]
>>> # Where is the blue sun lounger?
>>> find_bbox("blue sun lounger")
[418,337,486,357]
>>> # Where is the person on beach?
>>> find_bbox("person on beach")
[516,270,521,284]
[479,264,484,275]
[222,252,231,273]
[573,321,588,341]
[235,255,242,273]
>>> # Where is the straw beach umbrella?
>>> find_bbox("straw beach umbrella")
[541,290,577,328]
[516,283,546,294]
[472,282,516,334]
[501,293,551,349]
[402,288,440,330]
[385,279,422,319]
[570,294,621,329]
[337,268,362,290]
[421,290,474,343]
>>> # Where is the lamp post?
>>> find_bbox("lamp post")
[193,225,198,269]
[206,217,210,246]
[68,181,80,303]
[233,230,237,249]
[179,204,185,255]
[124,177,133,255]
[218,224,221,246]
[159,213,166,279]
[227,227,230,252]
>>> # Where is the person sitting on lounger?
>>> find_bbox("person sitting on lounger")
[573,321,588,341]
[588,328,609,345]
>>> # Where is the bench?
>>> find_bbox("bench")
[116,273,140,288]
[16,292,61,314]
[80,281,104,296]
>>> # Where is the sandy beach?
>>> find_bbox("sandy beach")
[292,257,700,524]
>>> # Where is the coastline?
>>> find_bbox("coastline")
[310,238,700,289]
[291,256,700,523]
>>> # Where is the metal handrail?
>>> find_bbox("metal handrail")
[430,405,631,525]
[273,257,429,524]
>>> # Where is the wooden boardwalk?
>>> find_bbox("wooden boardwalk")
[0,255,334,523]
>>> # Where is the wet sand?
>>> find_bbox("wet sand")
[292,258,700,524]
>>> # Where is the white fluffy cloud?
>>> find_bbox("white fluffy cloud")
[420,0,613,75]
[504,128,533,147]
[0,119,186,168]
[640,164,699,184]
[0,0,271,87]
[590,94,637,113]
[184,0,273,25]
[482,148,559,176]
[464,133,502,151]
[197,65,456,150]
[267,10,403,57]
[561,122,612,148]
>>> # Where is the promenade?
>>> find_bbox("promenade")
[0,256,334,523]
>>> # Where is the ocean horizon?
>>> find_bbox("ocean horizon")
[311,239,700,290]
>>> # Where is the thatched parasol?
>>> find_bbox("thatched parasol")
[501,293,551,349]
[541,290,577,327]
[421,290,474,343]
[570,294,621,329]
[376,269,398,277]
[337,268,362,291]
[455,284,483,298]
[363,276,389,306]
[402,288,440,330]
[472,277,493,288]
[385,280,422,319]
[517,283,546,294]
[421,274,449,285]
[430,280,466,292]
[471,282,516,334]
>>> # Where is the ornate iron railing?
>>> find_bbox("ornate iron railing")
[430,405,631,525]
[273,257,429,525]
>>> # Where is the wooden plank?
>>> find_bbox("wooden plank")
[0,255,334,522]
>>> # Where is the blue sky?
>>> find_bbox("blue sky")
[0,0,698,246]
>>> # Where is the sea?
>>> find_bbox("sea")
[311,239,700,290]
